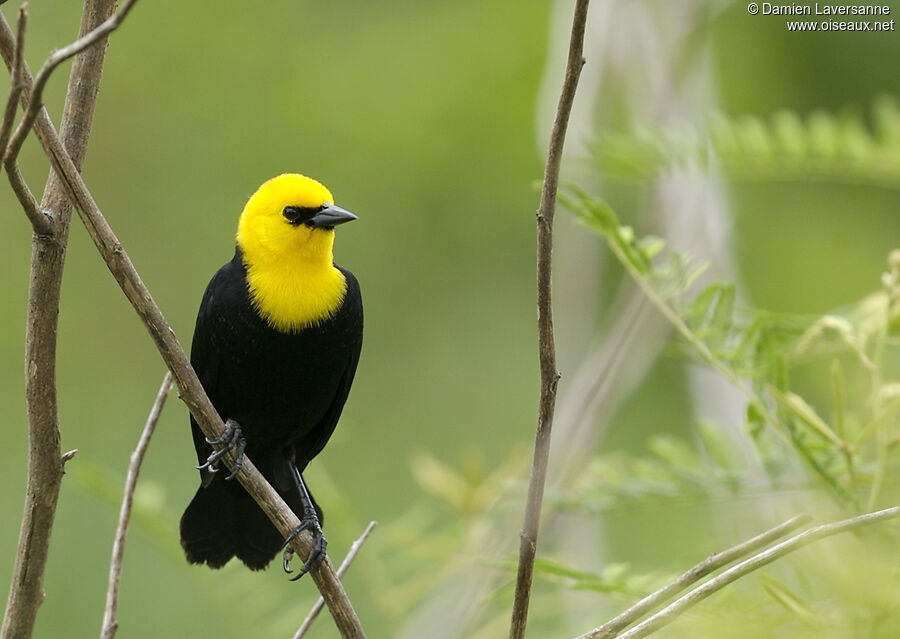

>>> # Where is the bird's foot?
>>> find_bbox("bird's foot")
[196,418,246,481]
[281,515,327,581]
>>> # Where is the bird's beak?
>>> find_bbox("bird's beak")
[308,204,358,229]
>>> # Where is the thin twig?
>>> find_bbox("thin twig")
[100,372,173,639]
[294,521,377,639]
[576,514,811,639]
[3,0,139,167]
[1,2,119,637]
[0,16,366,638]
[0,5,49,233]
[509,1,590,638]
[0,4,24,156]
[4,0,134,230]
[577,506,900,639]
[6,162,48,231]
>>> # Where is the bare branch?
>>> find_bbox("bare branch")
[509,1,590,638]
[1,1,120,637]
[0,5,50,234]
[6,162,49,232]
[3,0,139,168]
[294,521,377,639]
[0,16,366,637]
[578,507,900,639]
[100,372,173,639]
[576,514,811,639]
[0,5,24,156]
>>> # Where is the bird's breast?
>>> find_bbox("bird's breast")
[243,257,347,334]
[213,313,352,441]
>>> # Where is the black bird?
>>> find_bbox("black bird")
[180,173,363,578]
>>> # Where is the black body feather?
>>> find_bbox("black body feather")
[180,247,362,570]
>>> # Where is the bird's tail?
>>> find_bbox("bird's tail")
[180,480,283,571]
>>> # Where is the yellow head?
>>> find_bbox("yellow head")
[236,174,358,333]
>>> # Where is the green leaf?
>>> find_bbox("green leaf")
[759,574,824,628]
[794,315,857,358]
[772,110,807,158]
[737,115,774,158]
[747,402,766,439]
[648,436,702,475]
[854,394,900,448]
[830,359,847,441]
[769,387,845,448]
[808,111,840,158]
[637,235,665,261]
[731,313,767,375]
[532,556,596,580]
[686,283,735,348]
[874,95,900,144]
[410,453,471,512]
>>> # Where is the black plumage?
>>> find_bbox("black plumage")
[180,247,363,570]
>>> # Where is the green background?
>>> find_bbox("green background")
[1,1,898,637]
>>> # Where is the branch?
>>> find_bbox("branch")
[0,15,366,638]
[3,0,139,167]
[0,5,24,156]
[3,0,139,233]
[574,514,811,639]
[1,2,120,637]
[294,521,377,639]
[578,507,900,639]
[509,1,590,638]
[0,6,50,234]
[100,372,173,639]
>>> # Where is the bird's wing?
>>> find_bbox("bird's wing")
[297,347,361,470]
[294,273,363,470]
[189,265,229,486]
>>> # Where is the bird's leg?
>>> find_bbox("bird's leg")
[281,464,327,581]
[196,418,246,480]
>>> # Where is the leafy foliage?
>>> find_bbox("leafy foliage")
[592,97,900,190]
[525,183,900,637]
[562,187,900,509]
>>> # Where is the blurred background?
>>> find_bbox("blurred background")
[2,1,900,637]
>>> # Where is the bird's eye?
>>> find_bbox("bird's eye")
[282,206,322,226]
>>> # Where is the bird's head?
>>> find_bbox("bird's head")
[236,173,357,266]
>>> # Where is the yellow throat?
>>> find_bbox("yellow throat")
[236,174,348,333]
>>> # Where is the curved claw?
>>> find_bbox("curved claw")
[288,532,327,581]
[195,461,220,474]
[197,419,245,477]
[282,519,327,581]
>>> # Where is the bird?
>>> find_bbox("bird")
[179,173,363,579]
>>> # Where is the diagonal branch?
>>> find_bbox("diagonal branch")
[1,2,120,637]
[294,521,377,639]
[577,507,900,639]
[574,514,811,639]
[100,372,173,639]
[509,1,590,638]
[0,15,366,638]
